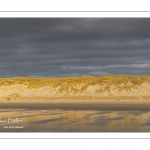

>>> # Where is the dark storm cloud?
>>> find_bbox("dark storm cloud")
[0,18,150,77]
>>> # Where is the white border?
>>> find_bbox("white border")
[0,0,150,11]
[1,12,150,18]
[1,138,149,150]
[0,133,150,138]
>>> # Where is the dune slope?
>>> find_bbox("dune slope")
[0,76,150,100]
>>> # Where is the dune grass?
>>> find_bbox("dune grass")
[0,76,150,94]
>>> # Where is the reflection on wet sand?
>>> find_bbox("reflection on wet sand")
[0,109,150,132]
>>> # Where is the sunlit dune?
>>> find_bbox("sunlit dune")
[0,75,150,101]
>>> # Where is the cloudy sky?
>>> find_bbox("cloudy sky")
[0,18,150,77]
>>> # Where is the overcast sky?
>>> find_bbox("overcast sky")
[0,18,150,77]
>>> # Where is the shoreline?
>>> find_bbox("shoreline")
[0,99,150,110]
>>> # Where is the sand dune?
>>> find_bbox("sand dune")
[0,76,150,101]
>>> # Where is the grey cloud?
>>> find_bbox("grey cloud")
[0,18,150,77]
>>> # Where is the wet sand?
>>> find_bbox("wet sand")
[0,100,150,110]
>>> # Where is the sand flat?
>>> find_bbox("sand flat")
[0,99,150,110]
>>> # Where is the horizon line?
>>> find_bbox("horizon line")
[1,75,150,78]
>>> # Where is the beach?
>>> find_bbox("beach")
[0,99,150,110]
[0,76,150,110]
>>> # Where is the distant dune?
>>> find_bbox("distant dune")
[0,76,150,101]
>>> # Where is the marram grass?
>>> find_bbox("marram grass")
[0,75,150,91]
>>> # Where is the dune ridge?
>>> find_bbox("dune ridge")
[0,76,150,101]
